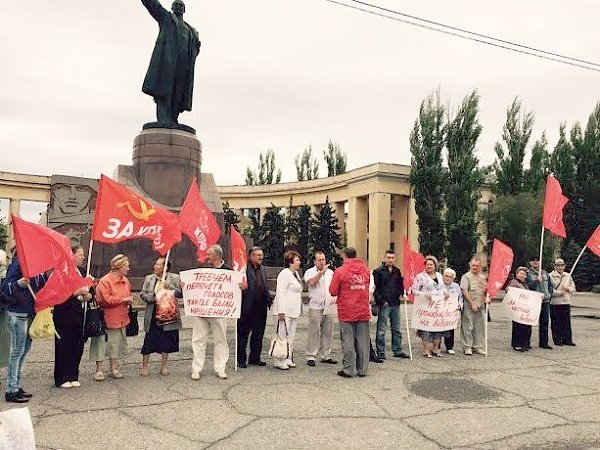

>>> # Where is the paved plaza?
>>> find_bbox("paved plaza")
[2,294,600,449]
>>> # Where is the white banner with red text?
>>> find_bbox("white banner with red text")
[502,287,543,326]
[410,293,460,331]
[180,268,242,318]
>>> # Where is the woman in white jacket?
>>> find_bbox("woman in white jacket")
[273,250,303,370]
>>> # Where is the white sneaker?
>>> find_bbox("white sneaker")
[274,361,289,370]
[191,372,201,380]
[447,349,455,355]
[216,372,228,379]
[70,381,81,387]
[464,348,473,356]
[474,349,487,355]
[59,382,72,388]
[286,361,297,368]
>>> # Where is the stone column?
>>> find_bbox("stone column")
[346,196,368,260]
[368,193,391,269]
[6,199,21,252]
[259,208,268,224]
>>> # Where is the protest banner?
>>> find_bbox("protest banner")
[410,293,460,331]
[180,268,242,318]
[502,287,543,325]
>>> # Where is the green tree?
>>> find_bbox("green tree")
[310,198,343,266]
[222,201,240,234]
[0,218,7,249]
[323,140,347,177]
[295,145,319,181]
[484,192,558,270]
[285,203,312,258]
[524,132,550,194]
[492,98,535,195]
[243,208,261,243]
[549,124,576,196]
[444,90,484,274]
[257,206,285,266]
[245,149,282,185]
[409,91,446,258]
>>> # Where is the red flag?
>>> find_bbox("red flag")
[402,237,425,303]
[543,175,569,238]
[230,225,247,281]
[178,178,221,262]
[586,225,600,258]
[91,175,181,256]
[487,239,514,298]
[11,215,92,311]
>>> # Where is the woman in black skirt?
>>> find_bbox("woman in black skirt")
[140,257,182,376]
[508,266,532,352]
[53,244,92,388]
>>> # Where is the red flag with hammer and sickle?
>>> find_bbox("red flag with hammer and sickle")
[91,175,181,255]
[402,237,425,303]
[542,175,569,239]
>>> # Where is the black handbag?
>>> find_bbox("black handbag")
[125,304,139,337]
[83,299,107,339]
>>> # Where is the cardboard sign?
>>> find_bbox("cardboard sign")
[410,293,460,331]
[502,286,543,326]
[180,268,242,318]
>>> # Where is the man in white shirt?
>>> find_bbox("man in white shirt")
[304,251,338,367]
[190,245,230,381]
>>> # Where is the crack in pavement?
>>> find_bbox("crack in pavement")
[203,417,260,449]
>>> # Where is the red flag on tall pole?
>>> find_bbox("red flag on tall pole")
[486,239,514,299]
[12,216,92,311]
[91,175,181,255]
[178,178,221,262]
[402,237,425,302]
[542,175,569,238]
[230,225,247,281]
[585,225,600,258]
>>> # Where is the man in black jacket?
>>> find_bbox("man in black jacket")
[237,247,271,368]
[373,250,409,359]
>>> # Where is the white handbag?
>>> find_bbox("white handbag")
[269,319,290,359]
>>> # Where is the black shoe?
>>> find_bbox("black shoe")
[540,344,553,349]
[524,345,532,350]
[238,362,247,369]
[248,361,267,366]
[307,360,316,367]
[357,373,366,378]
[320,358,338,365]
[18,388,32,399]
[337,370,352,378]
[5,392,28,403]
[555,341,564,346]
[377,354,386,360]
[564,342,576,346]
[393,352,410,359]
[369,356,384,363]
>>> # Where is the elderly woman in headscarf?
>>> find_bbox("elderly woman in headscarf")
[90,254,133,380]
[410,255,448,357]
[441,268,463,354]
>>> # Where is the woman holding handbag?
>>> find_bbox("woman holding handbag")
[139,257,182,377]
[90,254,133,381]
[53,244,93,388]
[272,251,303,370]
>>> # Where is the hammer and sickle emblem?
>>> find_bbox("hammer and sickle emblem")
[117,199,157,221]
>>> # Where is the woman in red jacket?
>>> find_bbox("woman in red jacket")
[90,254,133,381]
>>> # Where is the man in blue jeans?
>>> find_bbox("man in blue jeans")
[1,253,47,403]
[373,250,409,359]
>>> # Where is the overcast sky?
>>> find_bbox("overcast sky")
[1,0,600,221]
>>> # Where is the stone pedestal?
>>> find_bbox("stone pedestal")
[132,128,202,207]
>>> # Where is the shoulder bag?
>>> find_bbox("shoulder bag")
[126,304,139,337]
[269,319,289,359]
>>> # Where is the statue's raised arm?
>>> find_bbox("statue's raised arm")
[141,0,200,134]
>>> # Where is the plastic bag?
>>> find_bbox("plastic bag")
[155,288,180,326]
[28,308,55,339]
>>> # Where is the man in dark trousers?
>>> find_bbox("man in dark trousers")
[373,250,409,359]
[237,247,271,368]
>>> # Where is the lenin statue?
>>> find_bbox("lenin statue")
[141,0,200,133]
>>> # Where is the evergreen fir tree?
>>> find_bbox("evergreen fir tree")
[310,198,342,266]
[257,206,285,266]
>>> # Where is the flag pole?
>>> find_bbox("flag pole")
[568,245,587,279]
[235,321,238,372]
[484,294,490,357]
[403,291,413,360]
[538,226,545,276]
[162,250,171,283]
[86,240,94,277]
